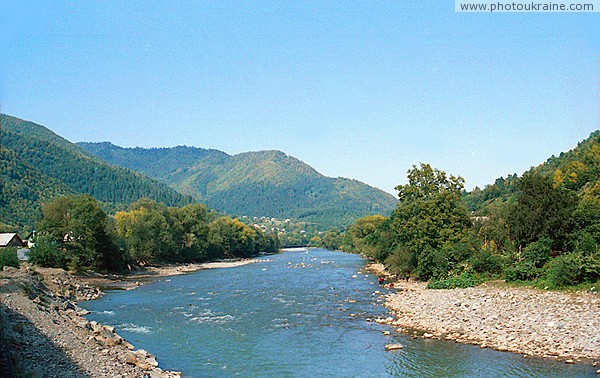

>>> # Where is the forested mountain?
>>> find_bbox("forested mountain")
[320,131,600,289]
[78,142,398,229]
[463,131,600,214]
[1,115,194,229]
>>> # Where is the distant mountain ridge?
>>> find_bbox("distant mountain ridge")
[1,114,194,228]
[78,142,398,228]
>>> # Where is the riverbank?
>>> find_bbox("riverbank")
[367,263,600,367]
[0,259,257,377]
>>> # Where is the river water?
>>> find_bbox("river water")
[82,249,596,377]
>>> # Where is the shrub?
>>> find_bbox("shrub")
[427,270,483,289]
[416,247,449,281]
[521,237,553,268]
[28,236,65,268]
[546,251,600,288]
[0,247,19,269]
[470,248,504,275]
[505,238,553,282]
[504,260,541,282]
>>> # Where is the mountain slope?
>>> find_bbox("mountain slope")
[463,130,600,214]
[1,115,194,228]
[78,142,398,229]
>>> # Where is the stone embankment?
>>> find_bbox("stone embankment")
[369,264,600,367]
[0,266,180,377]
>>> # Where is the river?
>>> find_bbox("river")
[82,248,596,377]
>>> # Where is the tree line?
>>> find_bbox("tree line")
[28,195,280,272]
[312,163,600,289]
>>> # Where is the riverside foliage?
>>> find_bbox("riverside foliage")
[29,196,279,272]
[315,151,600,289]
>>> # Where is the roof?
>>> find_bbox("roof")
[0,233,24,247]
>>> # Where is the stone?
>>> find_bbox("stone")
[385,344,403,351]
[125,353,138,365]
[12,323,24,334]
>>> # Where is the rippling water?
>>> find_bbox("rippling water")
[82,249,596,377]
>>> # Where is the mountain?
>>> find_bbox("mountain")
[78,142,398,229]
[1,115,194,228]
[463,130,600,214]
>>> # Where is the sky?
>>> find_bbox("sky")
[1,1,599,195]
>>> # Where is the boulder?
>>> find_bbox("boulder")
[385,344,403,351]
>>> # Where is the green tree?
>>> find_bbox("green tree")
[387,164,472,280]
[114,199,174,264]
[169,203,213,262]
[508,172,577,251]
[207,217,259,259]
[345,214,386,258]
[35,195,117,271]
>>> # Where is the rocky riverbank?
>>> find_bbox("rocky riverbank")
[0,265,183,377]
[368,263,600,368]
[0,260,255,377]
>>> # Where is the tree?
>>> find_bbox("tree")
[35,195,117,271]
[508,172,577,251]
[170,203,212,261]
[345,214,386,258]
[114,199,175,264]
[207,217,260,259]
[387,164,472,280]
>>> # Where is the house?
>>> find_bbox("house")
[0,233,26,248]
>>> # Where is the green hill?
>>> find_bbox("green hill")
[1,115,194,229]
[78,143,397,229]
[463,131,600,214]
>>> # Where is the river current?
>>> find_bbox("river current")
[82,248,596,377]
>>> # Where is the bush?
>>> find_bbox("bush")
[470,248,504,275]
[546,251,600,288]
[504,260,541,282]
[0,247,19,269]
[505,238,553,282]
[384,249,413,276]
[521,237,553,268]
[416,247,449,281]
[28,236,65,268]
[427,270,483,289]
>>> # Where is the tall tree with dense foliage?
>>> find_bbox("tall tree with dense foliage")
[114,199,175,264]
[385,164,472,279]
[169,203,213,261]
[33,195,120,271]
[508,171,577,251]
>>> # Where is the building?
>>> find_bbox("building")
[0,233,26,248]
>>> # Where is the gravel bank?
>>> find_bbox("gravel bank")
[0,266,184,377]
[0,259,258,377]
[369,264,600,366]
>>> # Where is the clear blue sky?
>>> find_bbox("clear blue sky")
[1,1,598,194]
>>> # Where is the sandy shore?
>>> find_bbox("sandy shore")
[0,259,258,377]
[367,263,600,366]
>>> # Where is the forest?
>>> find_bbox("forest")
[312,132,600,289]
[21,195,279,273]
[1,114,194,230]
[78,142,398,230]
